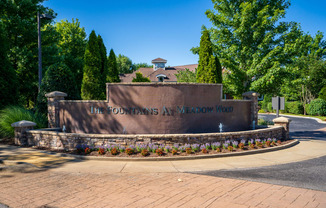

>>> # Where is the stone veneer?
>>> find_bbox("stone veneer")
[24,126,284,150]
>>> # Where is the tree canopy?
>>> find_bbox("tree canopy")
[176,69,196,83]
[132,72,151,82]
[55,19,86,97]
[192,0,303,96]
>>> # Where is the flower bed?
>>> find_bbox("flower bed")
[70,138,292,158]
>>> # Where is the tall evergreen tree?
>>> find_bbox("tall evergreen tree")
[97,35,108,97]
[55,19,87,98]
[0,22,18,108]
[196,30,213,83]
[81,30,103,100]
[107,49,120,83]
[196,30,222,84]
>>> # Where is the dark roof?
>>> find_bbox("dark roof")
[151,58,167,63]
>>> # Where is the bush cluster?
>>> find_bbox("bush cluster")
[308,99,326,116]
[287,101,304,114]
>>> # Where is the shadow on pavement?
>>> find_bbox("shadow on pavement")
[0,144,84,174]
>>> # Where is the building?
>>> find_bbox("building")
[119,58,198,83]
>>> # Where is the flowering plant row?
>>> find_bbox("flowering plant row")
[75,138,282,157]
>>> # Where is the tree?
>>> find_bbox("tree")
[281,31,326,114]
[1,0,56,107]
[55,19,87,97]
[116,54,133,74]
[37,62,79,114]
[81,30,103,100]
[107,49,120,83]
[132,72,151,82]
[193,0,302,96]
[196,30,213,83]
[131,63,153,71]
[97,34,108,97]
[0,22,18,109]
[176,69,196,83]
[196,30,222,84]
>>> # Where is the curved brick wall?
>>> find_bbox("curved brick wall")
[59,83,252,134]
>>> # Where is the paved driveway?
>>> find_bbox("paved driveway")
[195,115,326,193]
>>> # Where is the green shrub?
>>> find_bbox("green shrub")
[319,86,326,101]
[267,102,273,112]
[308,99,326,116]
[287,101,304,114]
[0,106,47,138]
[258,118,274,126]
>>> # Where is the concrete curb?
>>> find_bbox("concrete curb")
[42,139,299,162]
[259,113,326,124]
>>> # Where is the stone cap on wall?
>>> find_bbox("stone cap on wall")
[273,116,291,123]
[11,120,36,128]
[45,91,67,98]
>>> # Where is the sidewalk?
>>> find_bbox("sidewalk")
[1,138,326,207]
[1,139,325,173]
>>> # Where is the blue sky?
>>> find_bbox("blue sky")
[44,0,326,66]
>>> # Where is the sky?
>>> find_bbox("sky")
[43,0,326,66]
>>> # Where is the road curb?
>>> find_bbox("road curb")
[259,113,326,124]
[42,139,299,162]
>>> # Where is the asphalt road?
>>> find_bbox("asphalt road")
[193,115,326,192]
